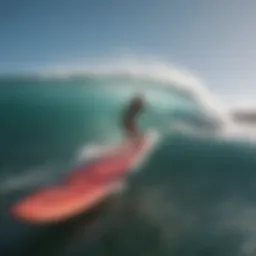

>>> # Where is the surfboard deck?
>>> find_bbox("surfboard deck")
[11,131,158,224]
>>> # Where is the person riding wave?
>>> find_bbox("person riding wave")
[122,94,144,140]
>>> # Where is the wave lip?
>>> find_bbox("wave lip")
[36,57,231,126]
[5,56,254,139]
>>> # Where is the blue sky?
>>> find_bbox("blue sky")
[1,0,256,102]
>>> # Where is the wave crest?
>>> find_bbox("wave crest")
[37,57,230,126]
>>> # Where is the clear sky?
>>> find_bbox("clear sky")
[1,0,256,103]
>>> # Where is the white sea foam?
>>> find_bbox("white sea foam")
[32,55,256,140]
[0,164,57,194]
[36,56,230,124]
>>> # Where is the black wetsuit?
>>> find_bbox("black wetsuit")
[122,97,144,137]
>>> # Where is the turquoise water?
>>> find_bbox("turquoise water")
[1,75,256,256]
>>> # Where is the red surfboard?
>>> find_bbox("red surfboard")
[11,131,158,224]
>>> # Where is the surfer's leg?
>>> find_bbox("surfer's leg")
[126,122,139,138]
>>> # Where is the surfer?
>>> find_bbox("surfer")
[122,95,144,139]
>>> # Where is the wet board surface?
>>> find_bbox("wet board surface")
[11,131,159,224]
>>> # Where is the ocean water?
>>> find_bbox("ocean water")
[1,71,256,256]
